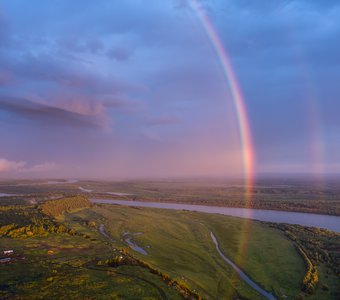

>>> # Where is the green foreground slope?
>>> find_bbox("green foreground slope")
[1,200,338,299]
[63,204,306,299]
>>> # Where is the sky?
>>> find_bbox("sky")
[0,0,339,179]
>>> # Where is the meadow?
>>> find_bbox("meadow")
[62,204,307,299]
[1,195,339,299]
[0,200,183,299]
[1,234,183,299]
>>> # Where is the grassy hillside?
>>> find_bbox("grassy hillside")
[63,204,307,299]
[0,234,183,299]
[2,201,338,299]
[0,204,184,300]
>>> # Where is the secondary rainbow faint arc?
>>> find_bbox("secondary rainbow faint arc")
[190,0,255,198]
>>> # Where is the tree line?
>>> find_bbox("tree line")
[40,196,91,217]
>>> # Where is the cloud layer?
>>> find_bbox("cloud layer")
[0,158,58,174]
[0,0,339,178]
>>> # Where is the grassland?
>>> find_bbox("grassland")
[0,234,183,299]
[0,204,184,299]
[62,204,310,299]
[1,195,339,299]
[269,223,340,299]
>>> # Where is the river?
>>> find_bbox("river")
[210,232,276,299]
[91,199,340,232]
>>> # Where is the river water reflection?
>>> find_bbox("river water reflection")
[91,199,340,232]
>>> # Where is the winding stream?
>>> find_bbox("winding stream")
[125,237,148,255]
[99,224,114,242]
[210,232,276,300]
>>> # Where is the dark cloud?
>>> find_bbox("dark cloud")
[86,38,104,54]
[0,96,105,128]
[56,36,104,55]
[107,47,132,61]
[146,116,180,126]
[14,52,126,92]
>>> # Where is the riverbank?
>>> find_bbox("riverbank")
[91,199,340,232]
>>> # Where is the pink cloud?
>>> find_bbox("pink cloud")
[0,158,58,173]
[0,158,26,172]
[20,162,59,173]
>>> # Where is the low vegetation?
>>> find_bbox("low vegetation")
[270,223,340,299]
[1,195,339,299]
[62,204,309,299]
[296,245,319,294]
[103,249,201,299]
[40,195,91,217]
[0,202,183,299]
[1,236,182,299]
[0,206,74,238]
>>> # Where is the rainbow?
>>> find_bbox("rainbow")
[189,0,255,201]
[189,0,255,296]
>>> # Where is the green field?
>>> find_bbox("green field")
[1,199,339,299]
[73,205,305,299]
[0,235,182,299]
[62,204,307,299]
